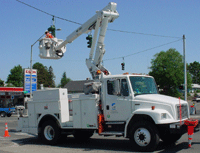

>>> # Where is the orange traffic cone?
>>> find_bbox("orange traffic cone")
[184,119,198,148]
[187,125,194,148]
[3,122,10,137]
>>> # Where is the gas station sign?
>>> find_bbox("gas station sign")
[24,69,37,94]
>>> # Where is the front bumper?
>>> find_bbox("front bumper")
[169,119,200,133]
[169,122,188,134]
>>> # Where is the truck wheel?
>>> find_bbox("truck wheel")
[1,112,6,117]
[7,113,12,117]
[129,121,160,152]
[160,133,182,144]
[73,130,94,141]
[41,120,61,145]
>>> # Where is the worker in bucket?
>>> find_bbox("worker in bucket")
[45,30,54,38]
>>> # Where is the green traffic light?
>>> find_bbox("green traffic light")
[86,35,92,48]
[48,25,56,37]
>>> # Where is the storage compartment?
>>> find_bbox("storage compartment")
[72,94,99,129]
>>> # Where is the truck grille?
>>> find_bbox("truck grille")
[177,104,188,120]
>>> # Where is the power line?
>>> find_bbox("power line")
[16,0,81,25]
[103,38,182,61]
[107,29,181,39]
[16,0,180,39]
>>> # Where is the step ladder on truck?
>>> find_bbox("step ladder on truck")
[17,2,200,152]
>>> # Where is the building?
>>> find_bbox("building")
[0,87,24,108]
[190,84,200,93]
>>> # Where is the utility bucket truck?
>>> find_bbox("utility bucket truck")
[17,2,199,152]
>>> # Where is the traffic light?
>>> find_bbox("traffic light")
[48,25,56,37]
[86,35,92,48]
[179,86,183,90]
[121,62,125,70]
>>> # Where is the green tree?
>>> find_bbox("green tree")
[33,62,50,88]
[0,79,4,87]
[149,48,192,97]
[48,66,56,87]
[6,65,23,87]
[188,61,200,84]
[59,72,71,88]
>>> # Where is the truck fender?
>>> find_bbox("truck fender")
[124,109,172,138]
[37,113,61,134]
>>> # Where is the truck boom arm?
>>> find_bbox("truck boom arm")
[39,2,119,80]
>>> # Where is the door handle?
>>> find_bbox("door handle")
[106,105,109,110]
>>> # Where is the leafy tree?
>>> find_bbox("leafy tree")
[59,72,71,88]
[33,62,50,88]
[188,61,200,84]
[6,65,23,87]
[48,66,56,87]
[149,48,192,97]
[33,62,56,88]
[0,79,4,86]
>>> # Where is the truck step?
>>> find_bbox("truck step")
[99,131,124,136]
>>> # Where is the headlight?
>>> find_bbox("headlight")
[161,113,167,120]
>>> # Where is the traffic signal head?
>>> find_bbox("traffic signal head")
[121,62,125,70]
[179,86,183,90]
[48,25,56,37]
[86,35,92,48]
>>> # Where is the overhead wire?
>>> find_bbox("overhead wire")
[107,29,181,39]
[16,0,81,25]
[103,38,182,61]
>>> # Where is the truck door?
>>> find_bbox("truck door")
[104,78,132,121]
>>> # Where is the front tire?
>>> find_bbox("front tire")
[41,120,61,145]
[129,121,160,152]
[7,113,12,117]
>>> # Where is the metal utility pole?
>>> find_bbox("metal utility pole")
[183,35,187,101]
[30,34,45,99]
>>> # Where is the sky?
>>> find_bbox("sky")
[1,0,200,86]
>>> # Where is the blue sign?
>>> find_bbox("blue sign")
[25,78,37,83]
[25,83,37,93]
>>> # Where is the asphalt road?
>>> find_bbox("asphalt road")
[0,102,200,153]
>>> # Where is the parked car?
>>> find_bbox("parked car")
[193,95,200,102]
[0,104,15,117]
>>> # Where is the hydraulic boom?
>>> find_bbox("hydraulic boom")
[39,2,119,80]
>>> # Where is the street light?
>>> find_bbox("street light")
[30,33,45,99]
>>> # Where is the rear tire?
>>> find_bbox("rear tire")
[129,121,160,152]
[41,120,61,145]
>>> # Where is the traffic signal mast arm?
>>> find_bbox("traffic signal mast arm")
[54,2,119,80]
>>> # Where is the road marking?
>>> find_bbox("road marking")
[14,132,35,137]
[0,120,17,122]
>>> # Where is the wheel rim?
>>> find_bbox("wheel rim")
[134,128,151,147]
[44,125,55,140]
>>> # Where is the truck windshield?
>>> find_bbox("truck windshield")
[129,76,158,95]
